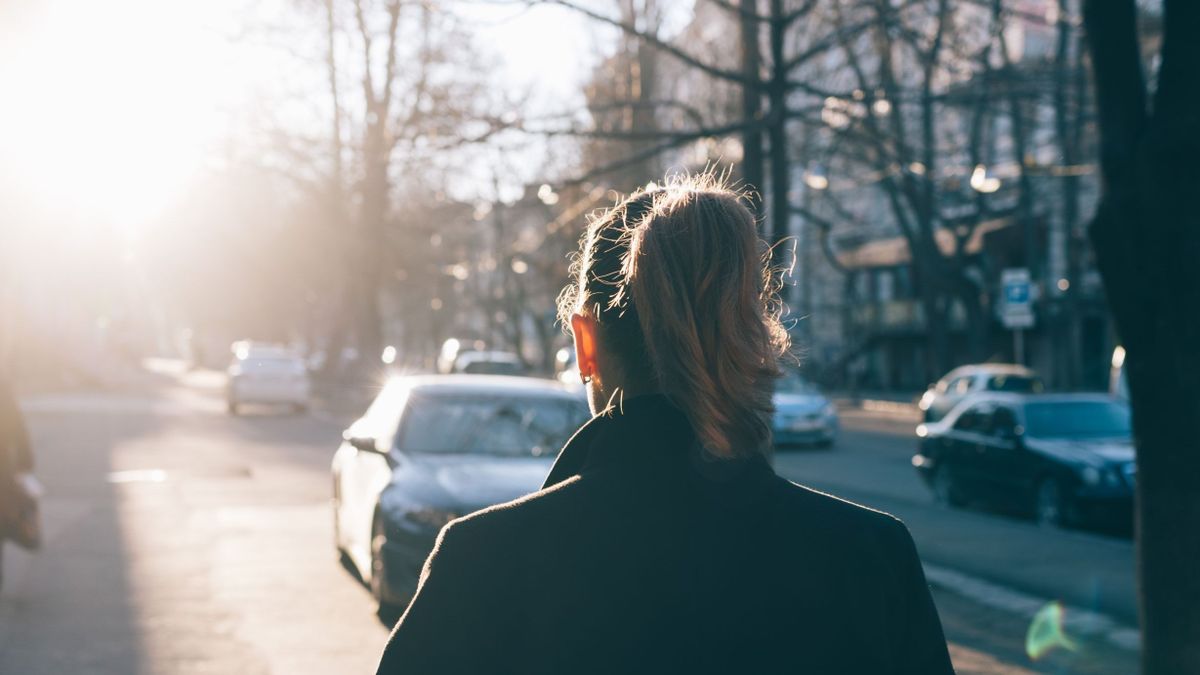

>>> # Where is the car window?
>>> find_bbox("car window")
[1024,400,1131,439]
[953,406,985,432]
[986,375,1044,393]
[460,360,523,375]
[397,394,590,457]
[239,357,304,373]
[992,407,1019,437]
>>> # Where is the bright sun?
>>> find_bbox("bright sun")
[1,0,254,230]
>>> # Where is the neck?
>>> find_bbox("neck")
[590,373,658,415]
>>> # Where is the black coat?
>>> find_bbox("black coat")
[377,394,955,674]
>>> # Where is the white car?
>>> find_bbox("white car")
[227,346,310,415]
[918,364,1043,422]
[452,350,525,376]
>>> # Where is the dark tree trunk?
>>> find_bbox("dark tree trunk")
[739,0,764,218]
[766,0,791,302]
[917,266,952,379]
[1083,1,1200,672]
[1053,1,1086,388]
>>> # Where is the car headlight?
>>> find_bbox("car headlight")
[1081,466,1102,486]
[379,490,450,535]
[1102,466,1125,487]
[404,508,458,532]
[918,392,935,410]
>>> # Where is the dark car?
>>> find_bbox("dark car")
[912,393,1134,530]
[331,375,590,615]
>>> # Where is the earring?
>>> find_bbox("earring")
[581,373,592,385]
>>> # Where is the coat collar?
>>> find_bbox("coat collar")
[542,393,773,490]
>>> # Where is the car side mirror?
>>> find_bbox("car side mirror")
[997,424,1022,442]
[345,433,379,453]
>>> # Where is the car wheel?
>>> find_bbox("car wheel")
[933,464,965,507]
[332,478,348,554]
[370,517,403,618]
[815,437,835,449]
[1035,478,1073,529]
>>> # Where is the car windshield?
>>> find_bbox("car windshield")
[776,373,818,394]
[398,394,589,457]
[1024,400,1131,439]
[986,374,1043,393]
[460,360,522,375]
[240,357,302,372]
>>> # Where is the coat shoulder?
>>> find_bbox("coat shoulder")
[439,474,593,545]
[770,476,913,550]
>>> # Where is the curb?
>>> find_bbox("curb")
[923,563,1141,653]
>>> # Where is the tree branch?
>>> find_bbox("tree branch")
[552,120,752,187]
[352,0,377,105]
[542,0,751,86]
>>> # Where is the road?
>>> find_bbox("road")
[775,412,1138,624]
[0,368,1138,674]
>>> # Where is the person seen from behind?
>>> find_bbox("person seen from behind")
[376,173,955,674]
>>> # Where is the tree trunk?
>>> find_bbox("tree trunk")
[767,0,791,302]
[356,115,388,366]
[739,0,764,218]
[1083,1,1200,672]
[918,275,951,380]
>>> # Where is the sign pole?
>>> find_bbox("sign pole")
[1001,268,1034,366]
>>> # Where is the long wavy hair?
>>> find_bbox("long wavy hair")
[557,173,790,458]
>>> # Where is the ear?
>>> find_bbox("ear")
[571,313,599,381]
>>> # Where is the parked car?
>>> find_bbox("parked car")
[451,350,525,376]
[912,392,1134,529]
[554,346,581,385]
[772,372,838,448]
[226,344,310,415]
[918,364,1044,422]
[331,375,590,614]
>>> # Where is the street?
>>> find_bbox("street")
[0,369,1139,674]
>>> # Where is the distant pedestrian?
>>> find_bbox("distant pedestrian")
[0,374,38,591]
[376,174,955,674]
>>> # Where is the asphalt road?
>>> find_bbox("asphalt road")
[774,413,1138,625]
[0,369,1138,674]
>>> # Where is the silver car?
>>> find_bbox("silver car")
[772,373,839,448]
[331,375,589,615]
[918,364,1043,422]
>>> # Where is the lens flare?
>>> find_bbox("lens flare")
[1025,601,1078,660]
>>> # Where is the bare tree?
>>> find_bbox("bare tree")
[262,0,505,370]
[526,0,839,294]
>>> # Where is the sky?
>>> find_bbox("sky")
[0,0,598,233]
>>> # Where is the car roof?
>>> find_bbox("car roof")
[238,349,300,360]
[962,391,1122,406]
[456,350,521,363]
[395,374,576,398]
[944,363,1038,379]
